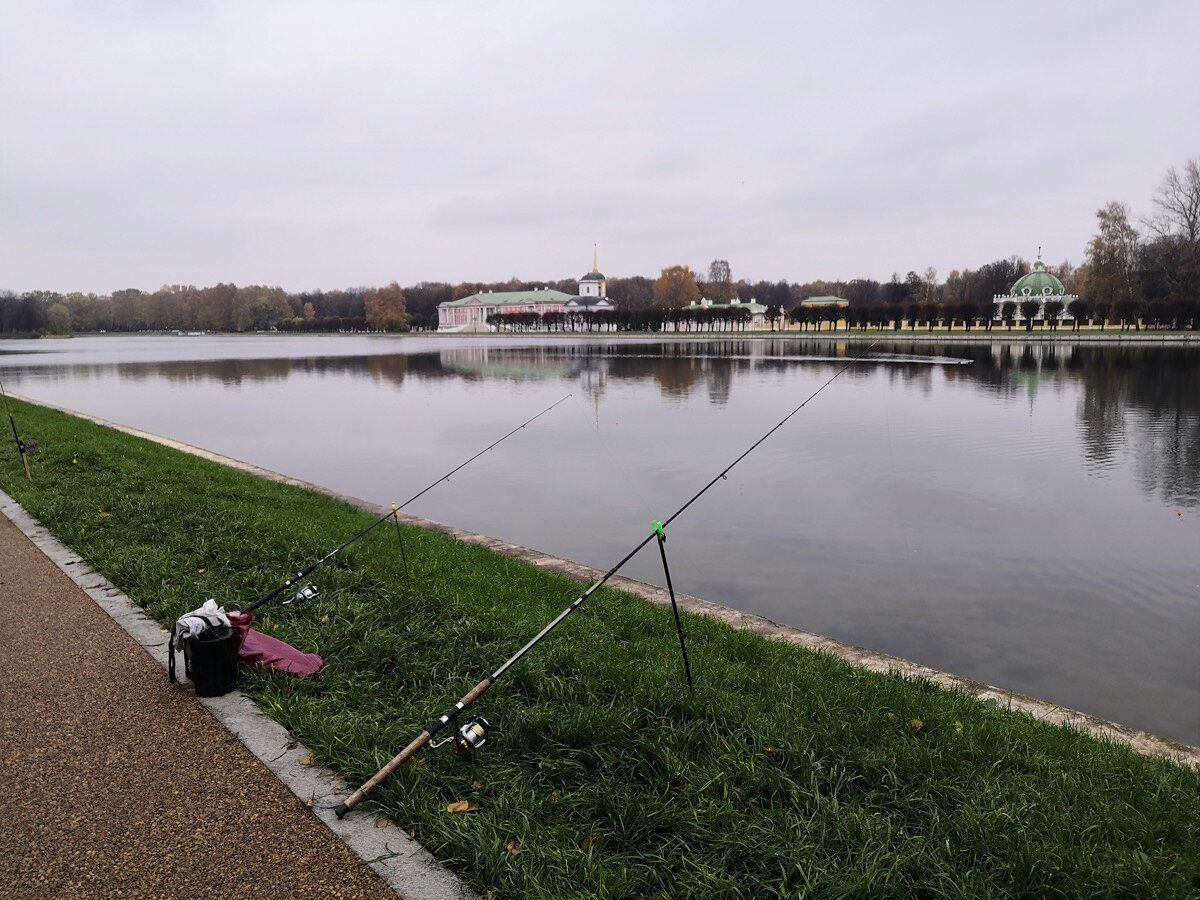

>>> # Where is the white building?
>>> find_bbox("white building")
[437,251,615,331]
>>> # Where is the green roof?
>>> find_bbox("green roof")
[800,296,848,306]
[1010,261,1065,297]
[440,289,575,307]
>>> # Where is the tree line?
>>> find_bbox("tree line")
[4,159,1196,337]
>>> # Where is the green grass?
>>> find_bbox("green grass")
[3,397,1199,899]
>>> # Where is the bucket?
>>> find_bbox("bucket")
[184,624,239,697]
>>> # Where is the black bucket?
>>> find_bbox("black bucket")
[184,624,239,697]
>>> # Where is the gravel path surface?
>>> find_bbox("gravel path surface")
[0,514,397,899]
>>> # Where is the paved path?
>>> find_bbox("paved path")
[0,512,401,899]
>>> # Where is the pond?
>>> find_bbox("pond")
[3,333,1198,746]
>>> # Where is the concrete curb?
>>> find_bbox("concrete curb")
[0,488,480,900]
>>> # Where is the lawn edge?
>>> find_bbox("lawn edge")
[24,394,1200,770]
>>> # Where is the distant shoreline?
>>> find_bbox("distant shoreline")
[7,328,1200,345]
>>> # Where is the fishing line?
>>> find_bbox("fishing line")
[335,344,877,818]
[243,393,573,613]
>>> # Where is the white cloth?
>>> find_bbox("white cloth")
[173,599,230,649]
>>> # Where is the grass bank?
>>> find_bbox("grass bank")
[3,398,1199,899]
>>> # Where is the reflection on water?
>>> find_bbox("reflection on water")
[2,334,1198,746]
[12,339,1198,506]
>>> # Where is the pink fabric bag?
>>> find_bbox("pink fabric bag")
[227,610,323,677]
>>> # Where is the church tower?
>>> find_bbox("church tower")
[578,245,607,298]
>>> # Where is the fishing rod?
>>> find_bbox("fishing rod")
[242,393,573,613]
[1,379,33,481]
[335,347,874,818]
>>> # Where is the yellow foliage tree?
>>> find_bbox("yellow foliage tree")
[653,265,700,310]
[365,282,408,331]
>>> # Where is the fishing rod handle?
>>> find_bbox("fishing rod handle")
[334,728,434,819]
[334,676,494,819]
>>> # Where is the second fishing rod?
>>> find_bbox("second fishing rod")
[243,393,572,613]
[335,349,872,818]
[1,379,34,481]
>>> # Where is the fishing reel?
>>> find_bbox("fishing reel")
[432,716,491,753]
[283,582,319,606]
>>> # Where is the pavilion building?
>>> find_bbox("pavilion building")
[992,255,1077,324]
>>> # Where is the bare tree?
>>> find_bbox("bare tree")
[922,266,938,304]
[706,259,734,303]
[1145,158,1200,243]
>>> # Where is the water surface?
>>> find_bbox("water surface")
[3,334,1197,746]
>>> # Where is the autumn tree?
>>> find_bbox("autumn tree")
[110,288,145,331]
[63,292,109,332]
[46,302,72,334]
[1086,202,1142,310]
[652,265,700,310]
[364,281,408,331]
[238,285,292,330]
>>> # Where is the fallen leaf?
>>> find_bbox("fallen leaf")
[411,757,426,768]
[580,831,604,853]
[954,720,963,733]
[319,614,329,623]
[885,712,896,721]
[506,840,522,855]
[472,781,483,790]
[668,778,687,792]
[196,568,206,574]
[375,817,389,828]
[298,753,317,766]
[909,719,923,732]
[547,790,560,807]
[447,800,480,814]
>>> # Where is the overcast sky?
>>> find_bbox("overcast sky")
[2,1,1197,295]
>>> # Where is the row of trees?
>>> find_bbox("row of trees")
[797,296,1196,334]
[0,282,411,337]
[4,160,1196,337]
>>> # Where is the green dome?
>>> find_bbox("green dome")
[1010,260,1065,297]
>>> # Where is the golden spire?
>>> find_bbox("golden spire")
[593,242,598,273]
